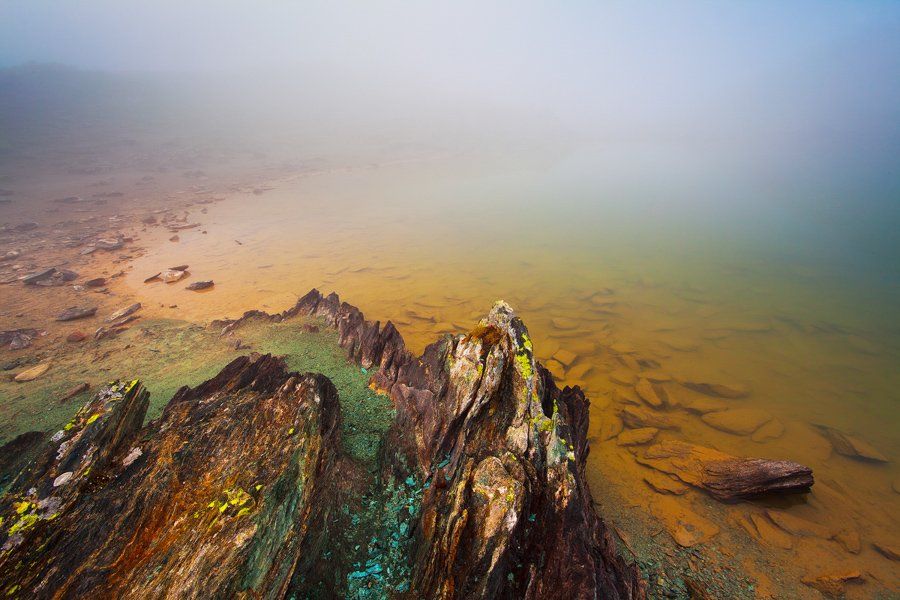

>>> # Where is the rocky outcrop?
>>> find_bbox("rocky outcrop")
[0,355,343,598]
[0,289,645,599]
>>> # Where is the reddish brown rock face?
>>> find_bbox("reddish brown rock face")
[0,289,645,599]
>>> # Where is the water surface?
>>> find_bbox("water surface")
[128,144,900,595]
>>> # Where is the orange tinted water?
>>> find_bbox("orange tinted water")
[127,148,899,596]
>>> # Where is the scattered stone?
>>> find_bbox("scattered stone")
[617,427,659,446]
[106,303,142,322]
[60,382,90,403]
[27,268,79,287]
[599,415,624,441]
[701,408,772,436]
[680,379,750,399]
[95,237,124,251]
[169,264,189,271]
[67,331,87,343]
[635,378,668,409]
[186,280,214,291]
[616,354,641,371]
[751,418,785,442]
[642,369,671,383]
[0,328,40,350]
[84,277,106,288]
[765,509,831,538]
[552,348,577,368]
[813,424,888,463]
[22,267,57,285]
[566,362,592,380]
[750,513,793,549]
[636,440,814,502]
[801,571,863,597]
[609,369,637,386]
[143,272,161,283]
[682,396,729,415]
[56,306,98,321]
[169,235,180,242]
[643,471,688,495]
[14,363,50,382]
[659,503,719,548]
[619,406,679,430]
[660,336,699,352]
[872,542,899,561]
[551,317,578,330]
[545,359,566,380]
[160,269,187,283]
[834,529,861,554]
[1,249,21,261]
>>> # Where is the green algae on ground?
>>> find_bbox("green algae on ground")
[238,320,394,465]
[0,317,393,468]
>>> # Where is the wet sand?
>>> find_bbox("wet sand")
[2,148,899,598]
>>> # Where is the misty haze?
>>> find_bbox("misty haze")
[0,3,898,600]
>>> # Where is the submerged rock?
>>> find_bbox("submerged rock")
[0,290,644,599]
[813,423,889,463]
[636,440,813,502]
[701,408,772,436]
[617,427,659,446]
[801,571,863,597]
[678,379,750,399]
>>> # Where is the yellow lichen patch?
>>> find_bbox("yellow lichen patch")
[207,487,255,520]
[8,512,39,535]
[85,413,101,425]
[514,350,534,380]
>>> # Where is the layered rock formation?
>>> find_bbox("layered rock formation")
[0,290,645,599]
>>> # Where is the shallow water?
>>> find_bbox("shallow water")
[127,145,900,594]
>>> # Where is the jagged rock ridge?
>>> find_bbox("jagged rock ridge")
[0,289,645,599]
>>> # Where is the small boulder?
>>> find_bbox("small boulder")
[107,303,142,322]
[67,331,87,343]
[801,571,863,597]
[186,280,214,291]
[14,363,50,382]
[680,379,750,399]
[56,306,98,321]
[635,378,668,409]
[617,427,659,446]
[813,424,888,463]
[701,408,772,436]
[160,269,187,283]
[552,348,577,368]
[872,542,899,561]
